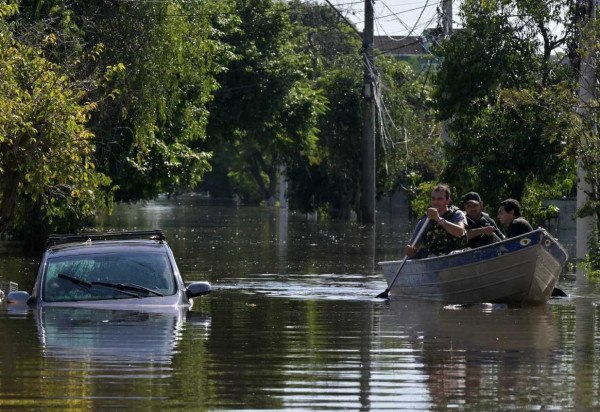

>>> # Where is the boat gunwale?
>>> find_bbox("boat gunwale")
[378,228,568,268]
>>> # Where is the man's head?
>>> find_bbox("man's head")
[462,192,483,220]
[430,184,451,212]
[497,198,522,225]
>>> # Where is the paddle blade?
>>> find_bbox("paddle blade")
[376,289,390,299]
[551,287,567,297]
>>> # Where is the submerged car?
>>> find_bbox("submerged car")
[7,230,211,308]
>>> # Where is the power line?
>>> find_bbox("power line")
[376,0,437,40]
[322,0,363,38]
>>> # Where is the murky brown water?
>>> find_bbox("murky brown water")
[1,195,599,410]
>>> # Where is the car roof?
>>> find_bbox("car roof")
[46,240,169,258]
[44,231,169,257]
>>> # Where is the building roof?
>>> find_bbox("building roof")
[373,35,428,56]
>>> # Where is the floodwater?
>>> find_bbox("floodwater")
[1,195,599,410]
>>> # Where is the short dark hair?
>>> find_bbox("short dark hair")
[432,183,451,200]
[500,198,522,217]
[462,191,482,204]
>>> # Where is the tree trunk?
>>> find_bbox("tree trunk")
[0,171,20,236]
[22,196,48,251]
[250,152,278,205]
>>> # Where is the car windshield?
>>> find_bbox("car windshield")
[43,250,176,302]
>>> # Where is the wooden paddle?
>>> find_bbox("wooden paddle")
[492,232,504,242]
[376,218,430,299]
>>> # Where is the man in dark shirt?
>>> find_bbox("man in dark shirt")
[497,198,534,237]
[462,192,504,248]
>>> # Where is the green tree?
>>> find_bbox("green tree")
[286,57,363,217]
[375,56,444,201]
[282,1,362,216]
[571,17,600,236]
[91,0,223,200]
[285,1,442,217]
[204,0,326,204]
[17,0,226,201]
[0,3,111,245]
[433,0,577,208]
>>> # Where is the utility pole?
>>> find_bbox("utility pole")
[442,0,452,37]
[576,0,597,259]
[361,0,376,223]
[440,0,452,143]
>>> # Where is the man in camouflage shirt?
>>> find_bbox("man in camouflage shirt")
[404,184,468,259]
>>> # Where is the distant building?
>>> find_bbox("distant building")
[372,30,444,70]
[372,35,428,58]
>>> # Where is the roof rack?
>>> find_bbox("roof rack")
[46,230,166,247]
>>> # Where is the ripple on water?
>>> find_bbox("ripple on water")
[214,272,388,301]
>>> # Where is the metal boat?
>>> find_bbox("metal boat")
[378,229,568,304]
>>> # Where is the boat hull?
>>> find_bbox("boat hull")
[379,229,568,305]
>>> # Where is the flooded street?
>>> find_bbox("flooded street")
[1,195,599,410]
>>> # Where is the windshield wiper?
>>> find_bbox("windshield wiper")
[58,273,92,288]
[57,273,141,298]
[91,281,164,297]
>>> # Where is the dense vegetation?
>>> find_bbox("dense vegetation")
[0,0,598,250]
[433,0,580,217]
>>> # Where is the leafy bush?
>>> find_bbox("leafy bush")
[409,181,437,219]
[1,6,112,244]
[585,225,600,280]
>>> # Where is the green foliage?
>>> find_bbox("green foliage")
[0,9,111,242]
[287,58,362,216]
[285,1,442,217]
[540,204,560,219]
[433,0,577,208]
[6,0,590,240]
[517,177,573,226]
[89,0,222,200]
[584,225,600,279]
[204,0,326,204]
[571,19,600,224]
[282,1,365,216]
[17,0,225,201]
[409,181,437,218]
[375,56,444,198]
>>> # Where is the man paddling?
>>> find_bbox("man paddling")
[404,184,467,259]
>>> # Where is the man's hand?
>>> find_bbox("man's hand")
[481,226,495,236]
[426,208,441,222]
[404,244,416,257]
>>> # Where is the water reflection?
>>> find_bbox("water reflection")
[373,300,561,409]
[381,299,560,351]
[36,306,210,365]
[93,195,409,282]
[2,197,600,410]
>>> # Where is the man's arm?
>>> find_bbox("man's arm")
[467,226,495,240]
[427,208,466,239]
[438,217,467,238]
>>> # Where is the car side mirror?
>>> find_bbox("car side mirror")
[7,291,33,305]
[186,282,211,299]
